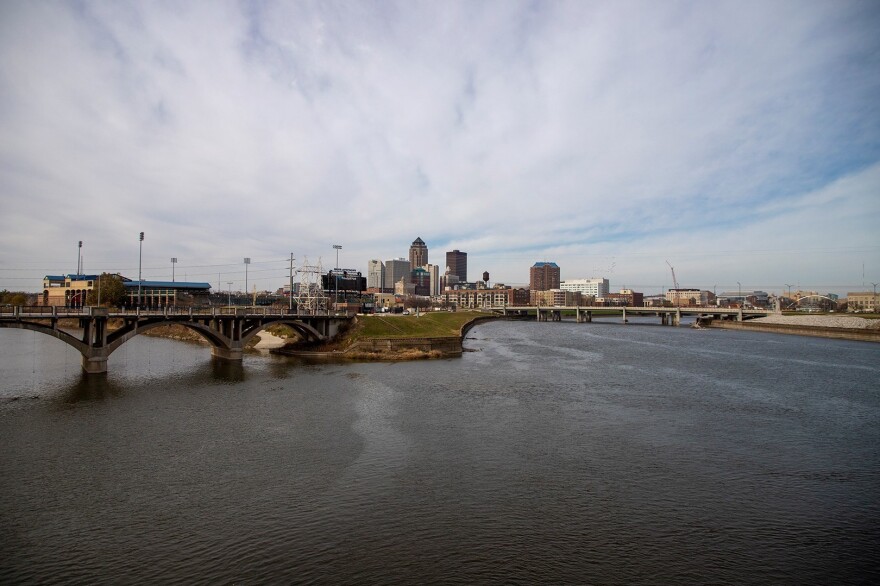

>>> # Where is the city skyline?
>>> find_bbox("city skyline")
[1,1,878,296]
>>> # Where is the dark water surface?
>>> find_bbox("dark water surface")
[1,319,879,584]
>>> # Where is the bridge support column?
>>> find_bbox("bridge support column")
[673,309,681,326]
[81,352,108,374]
[737,309,743,322]
[212,346,244,362]
[622,307,627,323]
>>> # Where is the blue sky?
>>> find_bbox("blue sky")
[1,0,878,296]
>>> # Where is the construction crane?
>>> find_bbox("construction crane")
[666,261,680,307]
[666,260,680,290]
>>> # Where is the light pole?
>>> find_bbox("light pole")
[737,281,742,308]
[77,240,83,276]
[784,283,793,309]
[171,258,177,282]
[227,281,233,307]
[872,282,879,313]
[138,232,144,308]
[333,244,342,312]
[244,258,251,301]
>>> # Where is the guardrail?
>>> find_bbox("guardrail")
[0,305,349,318]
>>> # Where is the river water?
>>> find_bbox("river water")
[1,318,878,584]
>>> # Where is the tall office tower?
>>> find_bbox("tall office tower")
[384,258,411,292]
[446,249,467,283]
[367,259,385,290]
[530,261,561,291]
[409,237,428,270]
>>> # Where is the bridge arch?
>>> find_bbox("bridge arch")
[0,320,90,355]
[239,319,326,347]
[104,319,232,356]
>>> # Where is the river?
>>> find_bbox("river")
[1,318,878,584]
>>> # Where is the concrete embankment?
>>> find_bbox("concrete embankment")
[707,320,880,343]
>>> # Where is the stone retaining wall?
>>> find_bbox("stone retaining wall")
[346,336,463,355]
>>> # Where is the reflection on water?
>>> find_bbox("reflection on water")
[209,357,246,382]
[57,372,122,404]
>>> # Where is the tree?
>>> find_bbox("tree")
[86,273,127,306]
[1,290,29,306]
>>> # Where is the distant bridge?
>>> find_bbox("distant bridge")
[490,305,772,324]
[0,306,352,374]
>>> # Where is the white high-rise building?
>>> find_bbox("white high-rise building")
[560,278,609,297]
[367,260,385,290]
[423,264,441,296]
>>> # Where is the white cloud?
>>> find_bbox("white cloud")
[1,0,877,295]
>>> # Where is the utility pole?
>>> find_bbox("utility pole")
[77,240,83,276]
[333,244,342,312]
[227,281,233,306]
[171,258,177,282]
[289,253,294,311]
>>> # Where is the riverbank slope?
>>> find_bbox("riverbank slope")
[707,314,880,342]
[274,311,495,360]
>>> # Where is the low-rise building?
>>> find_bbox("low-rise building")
[846,292,877,313]
[598,289,644,307]
[531,289,583,306]
[560,278,609,297]
[41,274,98,307]
[666,288,710,306]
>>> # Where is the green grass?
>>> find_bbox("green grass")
[348,311,488,342]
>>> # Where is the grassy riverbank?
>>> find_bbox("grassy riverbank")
[347,311,489,342]
[277,310,493,359]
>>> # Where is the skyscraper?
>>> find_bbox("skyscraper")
[530,262,560,291]
[367,260,385,290]
[446,250,467,283]
[384,258,411,292]
[409,237,428,270]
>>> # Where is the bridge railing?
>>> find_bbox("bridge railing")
[0,305,86,316]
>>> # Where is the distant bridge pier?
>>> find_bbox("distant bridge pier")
[622,307,627,323]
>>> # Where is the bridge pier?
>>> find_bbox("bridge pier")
[211,346,244,362]
[81,352,108,374]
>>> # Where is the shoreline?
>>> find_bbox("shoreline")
[706,320,880,343]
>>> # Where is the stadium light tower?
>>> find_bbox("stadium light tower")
[138,232,144,307]
[244,258,251,296]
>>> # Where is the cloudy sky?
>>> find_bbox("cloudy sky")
[1,0,878,296]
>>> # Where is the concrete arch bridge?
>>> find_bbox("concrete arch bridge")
[0,306,352,374]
